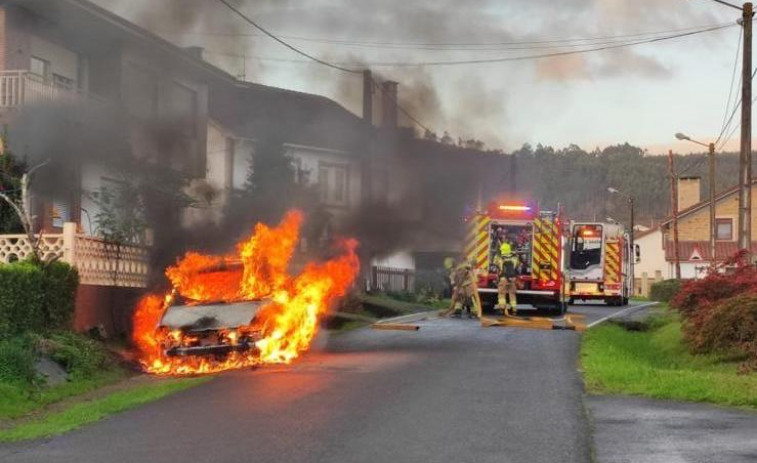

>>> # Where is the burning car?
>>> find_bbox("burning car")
[133,210,360,376]
[157,295,266,358]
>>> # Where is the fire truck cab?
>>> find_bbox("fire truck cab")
[466,200,568,314]
[567,222,631,306]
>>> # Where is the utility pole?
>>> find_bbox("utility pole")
[669,150,681,279]
[629,195,635,296]
[739,2,754,258]
[709,142,717,269]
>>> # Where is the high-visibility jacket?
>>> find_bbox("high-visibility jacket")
[499,242,519,277]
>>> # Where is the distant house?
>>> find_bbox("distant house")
[658,177,757,279]
[632,226,666,295]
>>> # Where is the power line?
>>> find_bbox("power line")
[158,23,732,49]
[370,78,432,133]
[204,24,734,68]
[715,88,757,152]
[716,66,757,149]
[704,0,744,11]
[199,33,727,53]
[213,0,361,74]
[716,26,742,145]
[359,24,735,67]
[213,1,433,133]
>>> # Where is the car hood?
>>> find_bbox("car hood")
[159,299,268,332]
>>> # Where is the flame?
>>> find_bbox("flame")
[132,210,359,375]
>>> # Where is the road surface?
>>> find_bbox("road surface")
[0,302,641,463]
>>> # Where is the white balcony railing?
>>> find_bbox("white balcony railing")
[0,70,105,109]
[0,223,149,288]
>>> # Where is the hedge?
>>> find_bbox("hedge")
[0,261,79,338]
[649,279,682,303]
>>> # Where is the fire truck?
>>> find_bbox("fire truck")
[566,222,632,306]
[464,200,568,314]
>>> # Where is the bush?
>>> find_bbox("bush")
[649,279,682,303]
[670,266,757,317]
[46,332,108,379]
[0,261,79,338]
[688,293,757,371]
[0,335,37,384]
[669,262,757,371]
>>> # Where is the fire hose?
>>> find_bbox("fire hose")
[480,312,586,332]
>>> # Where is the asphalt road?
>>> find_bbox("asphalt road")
[0,302,641,463]
[589,395,757,463]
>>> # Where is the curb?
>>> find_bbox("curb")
[373,310,439,326]
[586,302,659,329]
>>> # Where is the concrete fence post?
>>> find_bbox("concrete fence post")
[62,222,77,264]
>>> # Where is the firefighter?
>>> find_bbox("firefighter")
[446,261,477,318]
[443,256,456,298]
[497,236,519,315]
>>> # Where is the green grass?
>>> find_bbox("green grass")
[582,314,757,408]
[0,369,127,420]
[0,377,209,442]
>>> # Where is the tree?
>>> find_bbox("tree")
[91,182,147,245]
[0,150,25,234]
[0,149,51,263]
[224,136,330,251]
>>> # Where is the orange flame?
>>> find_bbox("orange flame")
[131,210,359,375]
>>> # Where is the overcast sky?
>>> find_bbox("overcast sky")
[94,0,743,155]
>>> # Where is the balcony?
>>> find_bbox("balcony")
[0,70,106,109]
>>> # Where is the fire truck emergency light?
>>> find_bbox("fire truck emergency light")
[498,205,531,212]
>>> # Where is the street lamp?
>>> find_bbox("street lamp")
[675,132,717,269]
[607,187,635,295]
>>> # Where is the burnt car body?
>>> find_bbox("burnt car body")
[158,299,266,357]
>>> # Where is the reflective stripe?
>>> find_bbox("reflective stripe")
[478,288,557,296]
[532,215,560,283]
[604,240,621,284]
[464,214,490,271]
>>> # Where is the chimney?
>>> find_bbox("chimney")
[184,46,204,60]
[363,70,373,125]
[380,80,398,129]
[677,176,701,211]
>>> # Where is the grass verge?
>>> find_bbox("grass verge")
[0,377,209,442]
[359,294,449,316]
[0,369,126,420]
[581,312,757,408]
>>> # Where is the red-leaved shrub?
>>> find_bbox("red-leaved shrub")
[671,251,757,371]
[670,256,757,318]
[690,293,757,371]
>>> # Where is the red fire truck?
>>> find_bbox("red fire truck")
[464,200,568,314]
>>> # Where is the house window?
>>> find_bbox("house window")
[318,163,349,206]
[53,73,74,90]
[123,63,158,119]
[51,199,70,228]
[716,218,733,241]
[232,145,252,191]
[167,82,197,136]
[29,56,49,80]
